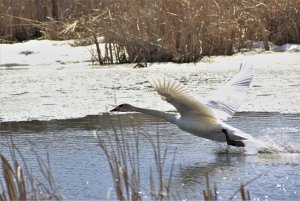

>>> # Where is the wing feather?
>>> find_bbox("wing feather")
[148,76,216,120]
[206,63,253,120]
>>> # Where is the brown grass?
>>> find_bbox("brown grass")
[94,114,176,200]
[0,0,102,41]
[1,116,264,200]
[94,114,265,200]
[0,140,62,201]
[1,0,299,63]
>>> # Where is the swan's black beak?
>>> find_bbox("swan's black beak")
[110,106,120,112]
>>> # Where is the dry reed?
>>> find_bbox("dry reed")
[0,116,265,200]
[62,0,300,64]
[94,114,176,200]
[1,0,299,63]
[203,173,217,201]
[0,0,103,41]
[94,114,266,200]
[0,139,62,201]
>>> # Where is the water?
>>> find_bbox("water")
[1,50,300,200]
[1,112,299,200]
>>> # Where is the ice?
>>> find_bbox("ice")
[0,40,300,122]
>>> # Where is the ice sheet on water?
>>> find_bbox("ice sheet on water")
[1,40,300,122]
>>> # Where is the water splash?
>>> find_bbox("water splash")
[247,132,300,154]
[213,132,300,155]
[256,126,300,153]
[213,135,285,156]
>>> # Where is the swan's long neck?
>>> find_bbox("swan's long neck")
[131,106,178,124]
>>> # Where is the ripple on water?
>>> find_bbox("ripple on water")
[0,112,300,200]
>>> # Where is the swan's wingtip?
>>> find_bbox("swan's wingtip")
[147,75,167,84]
[106,104,116,112]
[239,62,254,72]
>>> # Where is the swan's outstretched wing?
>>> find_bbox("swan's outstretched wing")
[148,76,216,121]
[206,63,253,121]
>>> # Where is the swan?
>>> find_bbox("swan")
[110,64,254,147]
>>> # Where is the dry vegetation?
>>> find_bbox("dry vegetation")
[94,114,258,200]
[94,115,176,200]
[0,141,61,201]
[1,0,299,63]
[1,116,260,201]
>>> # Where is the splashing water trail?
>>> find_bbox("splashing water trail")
[214,128,300,155]
[251,126,300,154]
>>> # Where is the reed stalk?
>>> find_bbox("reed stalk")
[94,114,177,200]
[0,139,62,201]
[1,0,299,63]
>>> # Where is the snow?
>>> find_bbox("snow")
[0,40,300,122]
[0,40,92,66]
[245,41,300,52]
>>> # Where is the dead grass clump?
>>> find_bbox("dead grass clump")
[0,0,59,41]
[0,140,62,201]
[203,174,218,201]
[90,0,300,63]
[99,0,207,63]
[1,0,299,63]
[260,0,300,45]
[233,0,300,50]
[95,114,265,200]
[0,0,103,41]
[94,114,176,200]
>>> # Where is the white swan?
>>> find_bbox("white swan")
[111,64,254,147]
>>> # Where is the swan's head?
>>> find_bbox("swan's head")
[110,104,135,112]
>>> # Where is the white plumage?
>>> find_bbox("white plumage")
[111,64,255,147]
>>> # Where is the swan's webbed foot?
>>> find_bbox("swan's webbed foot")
[222,129,245,147]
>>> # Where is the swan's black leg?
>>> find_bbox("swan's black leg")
[222,129,245,147]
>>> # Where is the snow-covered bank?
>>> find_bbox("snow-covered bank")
[0,40,92,67]
[1,40,299,67]
[245,41,300,52]
[1,40,300,122]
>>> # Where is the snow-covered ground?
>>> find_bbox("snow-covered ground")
[0,40,300,122]
[0,40,92,66]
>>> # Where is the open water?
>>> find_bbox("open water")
[1,53,300,200]
[0,112,300,200]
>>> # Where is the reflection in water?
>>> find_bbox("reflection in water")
[0,113,166,133]
[257,153,300,164]
[178,155,245,187]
